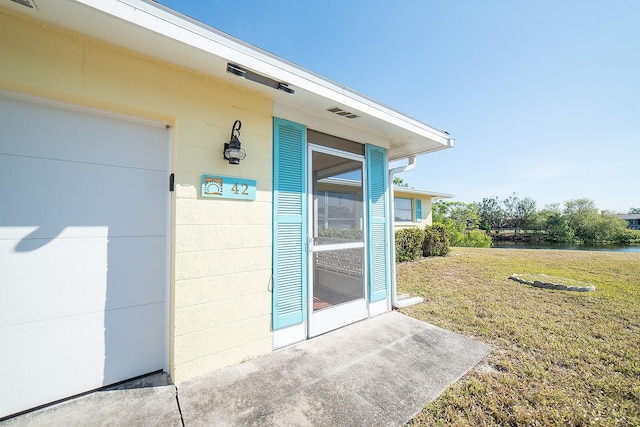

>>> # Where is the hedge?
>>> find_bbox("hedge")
[423,223,451,257]
[394,224,451,262]
[395,227,425,262]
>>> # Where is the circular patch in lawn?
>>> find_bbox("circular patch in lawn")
[508,273,595,292]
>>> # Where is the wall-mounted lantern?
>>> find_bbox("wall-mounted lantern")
[224,120,246,165]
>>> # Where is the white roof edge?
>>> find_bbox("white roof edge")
[77,0,452,144]
[319,177,454,199]
[392,187,455,199]
[617,213,640,219]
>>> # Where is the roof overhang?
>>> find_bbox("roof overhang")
[1,0,455,160]
[617,214,640,220]
[393,188,454,200]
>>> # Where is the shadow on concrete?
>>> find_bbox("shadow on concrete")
[102,371,173,391]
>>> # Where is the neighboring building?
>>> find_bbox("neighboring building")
[393,187,453,229]
[618,214,640,230]
[0,0,454,418]
[315,181,453,231]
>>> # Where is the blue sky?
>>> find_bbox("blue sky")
[159,1,639,213]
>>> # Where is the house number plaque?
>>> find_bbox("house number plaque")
[201,174,256,201]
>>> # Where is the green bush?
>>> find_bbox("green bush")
[450,229,492,248]
[423,223,450,257]
[317,228,363,240]
[618,228,640,244]
[395,227,425,262]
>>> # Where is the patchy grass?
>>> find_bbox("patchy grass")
[398,247,640,426]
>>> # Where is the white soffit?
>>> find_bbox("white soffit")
[1,0,454,159]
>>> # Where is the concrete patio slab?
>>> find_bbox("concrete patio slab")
[1,373,181,427]
[1,311,491,426]
[179,311,491,426]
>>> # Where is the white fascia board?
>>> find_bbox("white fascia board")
[74,0,451,146]
[393,188,455,199]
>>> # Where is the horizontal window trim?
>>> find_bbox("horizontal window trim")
[312,242,365,252]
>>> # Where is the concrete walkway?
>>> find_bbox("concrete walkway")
[2,312,491,426]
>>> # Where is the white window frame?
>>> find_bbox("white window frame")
[394,197,413,222]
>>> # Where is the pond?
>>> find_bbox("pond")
[492,241,640,253]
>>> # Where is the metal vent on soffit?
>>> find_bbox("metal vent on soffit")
[327,107,360,119]
[8,0,37,9]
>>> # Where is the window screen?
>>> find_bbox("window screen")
[394,197,412,221]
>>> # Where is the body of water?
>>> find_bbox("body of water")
[492,241,640,253]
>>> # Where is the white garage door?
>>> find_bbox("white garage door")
[0,94,170,418]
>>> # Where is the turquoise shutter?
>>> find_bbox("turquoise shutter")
[272,118,307,330]
[416,199,422,223]
[366,144,389,302]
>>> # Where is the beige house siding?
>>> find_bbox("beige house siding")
[393,190,434,229]
[0,9,273,383]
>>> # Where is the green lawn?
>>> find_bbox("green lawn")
[397,247,640,426]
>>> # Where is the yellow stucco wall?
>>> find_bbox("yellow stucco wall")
[0,10,273,383]
[393,191,434,229]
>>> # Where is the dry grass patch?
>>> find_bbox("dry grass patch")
[398,247,640,426]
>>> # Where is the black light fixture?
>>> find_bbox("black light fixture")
[224,120,246,165]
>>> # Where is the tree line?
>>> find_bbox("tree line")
[433,195,640,246]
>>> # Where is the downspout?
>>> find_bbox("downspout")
[388,156,424,308]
